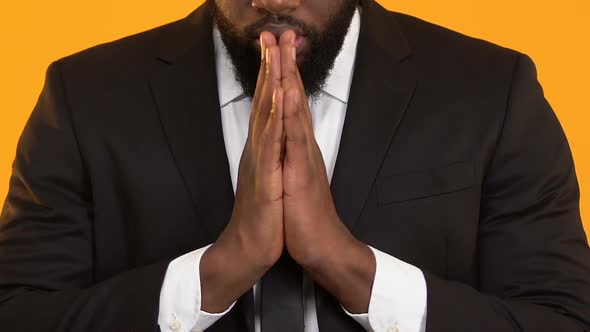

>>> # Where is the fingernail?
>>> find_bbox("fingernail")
[260,35,266,61]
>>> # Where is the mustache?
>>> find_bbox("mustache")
[244,14,315,38]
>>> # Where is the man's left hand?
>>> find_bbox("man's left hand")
[278,30,376,314]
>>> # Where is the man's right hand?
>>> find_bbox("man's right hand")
[199,32,285,313]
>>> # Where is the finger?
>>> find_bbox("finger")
[283,86,309,167]
[279,30,299,92]
[260,87,285,169]
[254,42,282,140]
[279,30,314,131]
[260,43,282,113]
[250,32,277,132]
[279,31,307,95]
[251,32,275,109]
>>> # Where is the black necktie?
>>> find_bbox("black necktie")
[260,250,305,332]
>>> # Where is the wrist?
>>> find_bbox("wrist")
[215,222,277,273]
[303,237,375,314]
[200,228,269,313]
[296,217,357,271]
[303,233,365,272]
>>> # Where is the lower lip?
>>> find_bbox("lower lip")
[295,35,305,50]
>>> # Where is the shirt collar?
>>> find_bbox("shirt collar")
[321,8,361,103]
[213,26,245,108]
[213,8,361,108]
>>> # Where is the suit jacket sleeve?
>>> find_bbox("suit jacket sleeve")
[0,62,170,331]
[424,54,590,331]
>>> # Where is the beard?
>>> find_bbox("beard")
[210,1,358,100]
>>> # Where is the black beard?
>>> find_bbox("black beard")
[210,1,358,100]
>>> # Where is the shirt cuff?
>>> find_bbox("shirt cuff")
[372,246,427,332]
[342,307,372,331]
[341,246,427,332]
[191,305,235,332]
[158,244,236,332]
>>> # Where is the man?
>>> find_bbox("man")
[0,0,589,331]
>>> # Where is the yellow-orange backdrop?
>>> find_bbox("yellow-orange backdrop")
[0,0,588,238]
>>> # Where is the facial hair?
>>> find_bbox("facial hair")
[210,0,358,99]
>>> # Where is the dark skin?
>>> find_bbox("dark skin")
[200,0,375,315]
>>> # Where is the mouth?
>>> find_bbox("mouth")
[251,25,308,51]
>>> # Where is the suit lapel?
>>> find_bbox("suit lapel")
[149,4,256,331]
[318,0,417,329]
[149,3,234,243]
[330,0,417,232]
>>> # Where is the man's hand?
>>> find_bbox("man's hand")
[279,30,376,314]
[278,30,348,267]
[200,32,285,313]
[224,31,285,270]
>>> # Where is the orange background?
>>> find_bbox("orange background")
[0,0,588,239]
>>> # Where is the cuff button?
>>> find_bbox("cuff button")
[387,325,399,332]
[169,319,182,331]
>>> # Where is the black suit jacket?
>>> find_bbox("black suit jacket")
[1,0,589,330]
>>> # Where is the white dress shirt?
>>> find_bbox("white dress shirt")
[158,9,427,332]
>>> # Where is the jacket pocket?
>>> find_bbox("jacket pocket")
[376,160,475,205]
